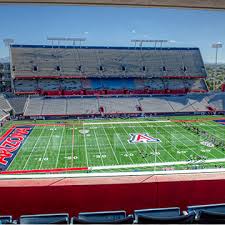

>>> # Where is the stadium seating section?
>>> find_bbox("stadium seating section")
[0,92,223,117]
[7,96,27,115]
[2,203,225,224]
[10,45,208,96]
[13,78,208,95]
[11,46,206,78]
[20,93,225,117]
[0,44,222,118]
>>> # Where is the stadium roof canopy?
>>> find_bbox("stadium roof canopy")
[0,0,225,10]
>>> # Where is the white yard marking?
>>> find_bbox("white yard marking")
[203,124,225,142]
[173,125,219,159]
[83,124,89,167]
[55,126,65,168]
[140,124,176,162]
[22,126,46,170]
[120,125,149,164]
[155,126,190,161]
[101,125,120,165]
[160,125,202,160]
[194,125,225,157]
[112,126,134,164]
[71,124,75,167]
[39,126,56,169]
[93,129,105,166]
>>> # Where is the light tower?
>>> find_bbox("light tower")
[212,42,222,65]
[3,38,14,47]
[211,42,223,91]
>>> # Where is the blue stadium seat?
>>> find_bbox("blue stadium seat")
[71,210,133,224]
[101,79,135,90]
[134,207,195,224]
[134,207,180,220]
[136,212,195,224]
[0,216,13,224]
[91,79,103,89]
[188,203,225,223]
[19,213,69,224]
[188,203,225,215]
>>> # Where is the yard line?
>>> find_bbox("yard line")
[71,124,75,167]
[177,125,225,158]
[170,125,218,159]
[140,124,175,162]
[55,126,65,168]
[151,128,176,162]
[160,125,202,160]
[39,126,56,169]
[101,125,120,165]
[112,126,134,164]
[203,123,225,141]
[120,124,149,164]
[152,125,190,161]
[93,129,104,166]
[22,126,46,170]
[83,124,89,167]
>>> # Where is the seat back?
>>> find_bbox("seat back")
[134,207,180,221]
[78,210,126,223]
[188,203,225,215]
[0,216,13,224]
[136,212,195,224]
[198,210,225,224]
[19,213,69,224]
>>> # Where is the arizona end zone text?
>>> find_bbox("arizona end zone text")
[0,126,33,171]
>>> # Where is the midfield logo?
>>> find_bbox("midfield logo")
[128,133,161,144]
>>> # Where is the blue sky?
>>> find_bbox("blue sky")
[0,5,225,63]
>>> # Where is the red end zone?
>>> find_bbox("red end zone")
[0,123,88,174]
[0,125,34,171]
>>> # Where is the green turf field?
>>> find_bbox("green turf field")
[1,116,225,173]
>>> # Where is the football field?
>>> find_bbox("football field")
[1,116,225,174]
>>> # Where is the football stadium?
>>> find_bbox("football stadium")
[1,2,225,224]
[0,44,224,174]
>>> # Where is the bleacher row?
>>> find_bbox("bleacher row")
[23,93,225,116]
[0,95,12,120]
[14,78,207,93]
[0,92,224,117]
[2,203,225,224]
[11,46,206,79]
